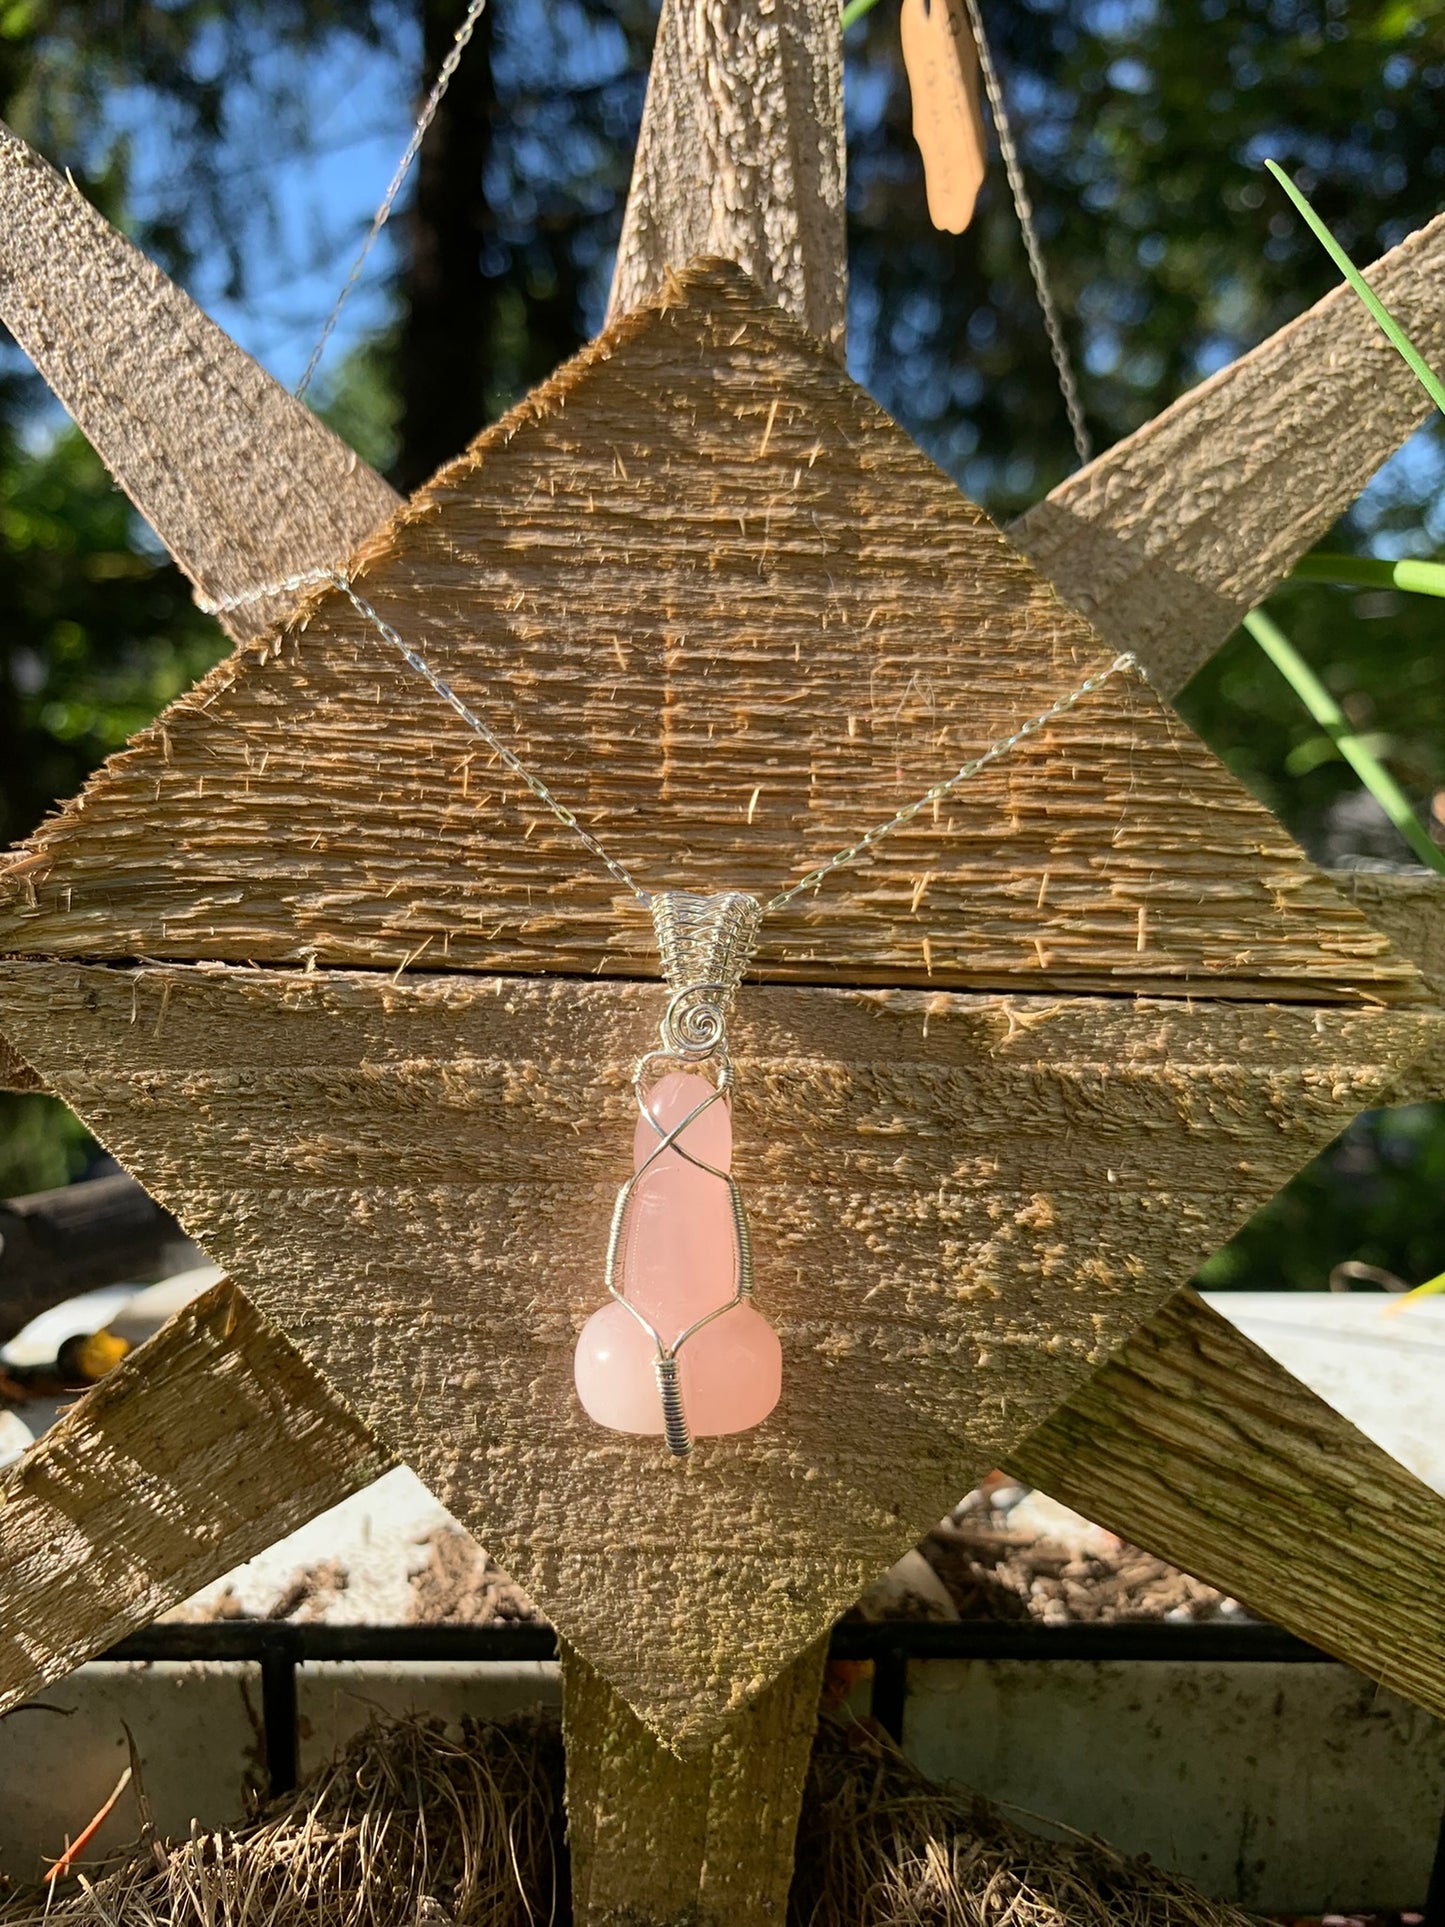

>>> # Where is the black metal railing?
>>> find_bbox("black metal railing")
[102,1616,1335,1797]
[88,1618,1445,1924]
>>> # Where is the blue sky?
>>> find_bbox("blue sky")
[14,10,1442,557]
[127,27,419,394]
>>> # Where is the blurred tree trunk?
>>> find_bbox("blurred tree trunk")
[396,0,496,491]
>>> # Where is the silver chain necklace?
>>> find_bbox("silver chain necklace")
[210,568,1131,916]
[206,567,1135,1455]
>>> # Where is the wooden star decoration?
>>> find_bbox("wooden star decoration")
[0,3,1445,1911]
[0,245,1439,1748]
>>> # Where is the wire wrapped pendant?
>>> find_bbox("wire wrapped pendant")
[573,891,780,1456]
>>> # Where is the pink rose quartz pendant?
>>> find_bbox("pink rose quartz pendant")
[572,888,778,1456]
[574,1071,782,1446]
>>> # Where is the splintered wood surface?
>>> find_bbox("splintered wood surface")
[9,1269,1445,1732]
[1009,1289,1445,1722]
[1012,212,1445,700]
[564,1641,827,1926]
[0,1281,390,1709]
[0,958,1432,1744]
[1339,871,1445,996]
[0,262,1422,1005]
[0,122,398,643]
[608,0,845,355]
[0,1031,39,1092]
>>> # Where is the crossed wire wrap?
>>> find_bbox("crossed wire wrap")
[603,1060,755,1459]
[198,569,1137,1462]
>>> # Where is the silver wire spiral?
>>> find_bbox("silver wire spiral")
[650,892,763,1062]
[659,982,729,1059]
[595,892,769,1457]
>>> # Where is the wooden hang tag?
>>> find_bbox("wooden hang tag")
[901,0,987,233]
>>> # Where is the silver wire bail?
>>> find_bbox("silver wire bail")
[650,890,763,1062]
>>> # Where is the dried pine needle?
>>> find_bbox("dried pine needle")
[4,1716,563,1927]
[3,1712,1268,1927]
[794,1721,1267,1927]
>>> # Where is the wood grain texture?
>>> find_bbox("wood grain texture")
[0,120,399,642]
[0,1279,391,1717]
[607,0,845,355]
[7,1270,1445,1733]
[1336,873,1445,1102]
[0,264,1425,1006]
[1010,213,1445,699]
[1335,871,1445,998]
[563,1640,826,1926]
[1008,1289,1445,1720]
[0,958,1431,1744]
[0,1030,41,1092]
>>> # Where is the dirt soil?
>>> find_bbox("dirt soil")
[397,1478,1239,1628]
[171,1476,1238,1628]
[405,1528,540,1625]
[917,1479,1234,1624]
[390,1479,1237,1629]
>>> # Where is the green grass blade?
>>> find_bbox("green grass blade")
[1292,553,1445,599]
[1265,160,1445,417]
[1390,1267,1445,1311]
[841,0,881,27]
[1243,606,1445,874]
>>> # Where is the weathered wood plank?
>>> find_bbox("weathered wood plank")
[1336,871,1445,997]
[0,121,399,642]
[0,1172,189,1347]
[0,265,1424,1004]
[0,958,1430,1744]
[563,1640,826,1925]
[1009,213,1445,698]
[8,1268,1445,1738]
[1327,874,1445,1100]
[1008,1288,1445,1720]
[0,1280,391,1716]
[0,1031,41,1093]
[607,0,845,356]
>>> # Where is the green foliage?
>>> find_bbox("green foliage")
[1295,554,1445,597]
[844,0,1445,514]
[1241,604,1445,872]
[1178,557,1445,868]
[0,425,227,848]
[0,425,229,1192]
[1266,155,1445,414]
[1196,1103,1445,1292]
[0,1091,92,1195]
